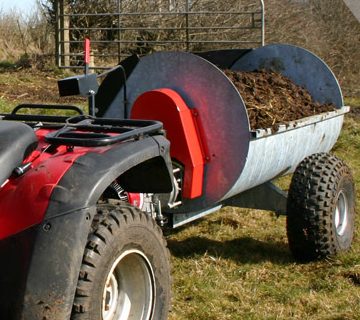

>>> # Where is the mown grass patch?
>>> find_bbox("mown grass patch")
[168,207,360,319]
[168,99,360,320]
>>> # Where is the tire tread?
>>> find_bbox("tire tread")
[71,202,170,319]
[287,153,355,261]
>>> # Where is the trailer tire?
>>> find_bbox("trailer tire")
[286,153,355,262]
[71,202,171,320]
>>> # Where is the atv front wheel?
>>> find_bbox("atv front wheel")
[71,203,171,320]
[286,153,356,262]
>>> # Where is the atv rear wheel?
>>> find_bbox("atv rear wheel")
[286,153,355,262]
[71,203,171,320]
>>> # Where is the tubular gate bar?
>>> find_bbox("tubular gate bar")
[56,0,265,69]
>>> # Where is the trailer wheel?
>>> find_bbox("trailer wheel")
[286,153,355,262]
[71,202,171,320]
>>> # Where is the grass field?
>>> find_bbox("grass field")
[0,70,359,320]
[167,98,360,320]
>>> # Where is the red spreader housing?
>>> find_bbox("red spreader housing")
[131,88,205,199]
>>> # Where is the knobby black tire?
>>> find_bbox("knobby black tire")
[286,153,356,262]
[71,202,171,320]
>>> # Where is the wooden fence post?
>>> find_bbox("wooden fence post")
[58,0,70,67]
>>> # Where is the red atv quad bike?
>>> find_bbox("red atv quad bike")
[0,43,356,320]
[0,69,175,319]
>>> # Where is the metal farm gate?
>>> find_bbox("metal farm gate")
[56,0,265,69]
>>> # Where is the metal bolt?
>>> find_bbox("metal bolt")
[43,223,51,232]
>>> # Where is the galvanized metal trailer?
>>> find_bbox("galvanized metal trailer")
[99,43,351,232]
[83,33,354,320]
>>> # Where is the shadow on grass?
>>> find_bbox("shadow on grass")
[167,236,293,265]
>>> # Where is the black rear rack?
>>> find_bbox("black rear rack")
[1,104,84,124]
[45,116,163,147]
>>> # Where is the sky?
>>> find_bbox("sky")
[0,0,37,14]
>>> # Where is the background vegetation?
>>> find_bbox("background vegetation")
[0,0,359,319]
[0,0,359,94]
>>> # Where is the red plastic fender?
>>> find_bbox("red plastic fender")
[131,88,206,199]
[0,147,86,240]
[0,128,108,240]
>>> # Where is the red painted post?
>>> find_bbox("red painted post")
[84,38,91,74]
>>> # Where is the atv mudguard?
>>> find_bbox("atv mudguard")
[0,135,173,320]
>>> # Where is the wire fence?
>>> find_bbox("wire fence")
[56,0,265,69]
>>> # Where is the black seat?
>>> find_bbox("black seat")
[0,121,38,186]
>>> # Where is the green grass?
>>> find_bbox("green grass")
[0,60,16,70]
[0,97,16,113]
[0,70,86,114]
[345,97,360,108]
[168,207,360,319]
[168,99,360,320]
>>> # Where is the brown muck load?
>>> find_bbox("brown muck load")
[224,69,336,130]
